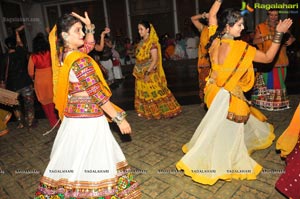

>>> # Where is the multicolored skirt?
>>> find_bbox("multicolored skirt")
[34,116,141,199]
[133,69,181,119]
[251,68,289,111]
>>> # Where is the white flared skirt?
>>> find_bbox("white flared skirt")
[43,116,126,182]
[35,115,141,198]
[176,88,275,185]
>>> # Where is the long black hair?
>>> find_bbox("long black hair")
[32,33,49,53]
[205,8,243,52]
[56,13,81,49]
[55,13,81,63]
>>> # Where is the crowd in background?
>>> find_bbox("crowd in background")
[0,20,298,132]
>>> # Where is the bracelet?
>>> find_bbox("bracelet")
[85,24,95,34]
[272,31,283,44]
[112,111,127,125]
[215,0,222,3]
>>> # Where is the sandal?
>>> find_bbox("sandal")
[3,113,12,124]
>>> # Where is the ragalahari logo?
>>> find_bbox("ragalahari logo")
[240,1,254,15]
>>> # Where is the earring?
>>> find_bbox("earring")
[62,33,68,41]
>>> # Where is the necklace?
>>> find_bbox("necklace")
[220,33,234,45]
[222,33,234,40]
[64,47,77,53]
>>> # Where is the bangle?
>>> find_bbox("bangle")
[112,112,127,125]
[264,35,272,41]
[85,24,95,34]
[144,71,150,76]
[272,31,283,44]
[216,0,222,3]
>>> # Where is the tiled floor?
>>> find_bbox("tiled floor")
[1,58,299,198]
[0,95,299,199]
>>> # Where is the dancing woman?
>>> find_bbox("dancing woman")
[28,33,59,128]
[133,21,181,119]
[34,12,141,198]
[251,9,295,111]
[176,0,292,185]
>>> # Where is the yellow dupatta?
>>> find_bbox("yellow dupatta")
[276,104,300,157]
[206,25,267,121]
[197,25,210,67]
[207,25,256,89]
[135,24,167,86]
[49,26,121,120]
[217,40,256,93]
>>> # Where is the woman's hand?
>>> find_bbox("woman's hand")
[118,119,131,134]
[276,19,293,33]
[71,11,92,27]
[16,25,25,32]
[101,27,110,36]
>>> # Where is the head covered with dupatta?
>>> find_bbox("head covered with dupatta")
[136,21,167,85]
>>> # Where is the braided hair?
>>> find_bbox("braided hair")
[205,8,243,55]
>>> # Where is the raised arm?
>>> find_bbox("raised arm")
[208,0,222,26]
[191,12,209,32]
[95,28,110,52]
[71,12,95,53]
[253,19,293,63]
[71,12,95,44]
[15,25,25,47]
